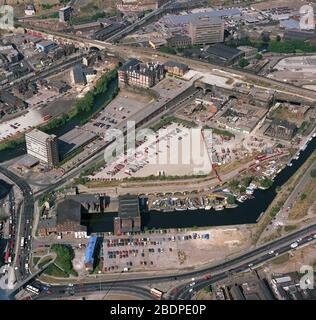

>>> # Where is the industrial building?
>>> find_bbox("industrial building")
[25,129,59,167]
[203,43,243,66]
[59,6,72,23]
[114,195,141,235]
[264,119,297,141]
[37,194,109,237]
[58,127,97,159]
[70,66,87,85]
[117,0,169,12]
[237,46,258,60]
[25,4,36,16]
[0,91,27,117]
[271,272,316,300]
[36,41,56,54]
[164,61,189,76]
[55,199,87,237]
[118,58,164,88]
[167,35,191,48]
[188,15,224,45]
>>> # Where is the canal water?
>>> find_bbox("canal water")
[84,136,316,233]
[0,79,118,163]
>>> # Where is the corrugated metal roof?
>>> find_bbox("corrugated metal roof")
[85,236,97,264]
[164,8,240,26]
[280,19,300,30]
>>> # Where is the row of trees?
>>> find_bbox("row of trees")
[0,68,118,153]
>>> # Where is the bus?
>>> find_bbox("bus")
[20,237,25,248]
[150,288,163,300]
[25,285,40,295]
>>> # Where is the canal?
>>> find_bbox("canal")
[0,78,118,163]
[84,136,316,233]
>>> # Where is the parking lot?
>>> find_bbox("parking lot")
[0,109,43,141]
[102,227,248,273]
[84,94,150,137]
[90,123,211,181]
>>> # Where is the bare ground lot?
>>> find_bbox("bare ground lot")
[102,227,251,274]
[252,0,309,10]
[263,242,316,275]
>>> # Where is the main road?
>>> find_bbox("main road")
[32,223,316,300]
[19,24,316,102]
[0,166,34,282]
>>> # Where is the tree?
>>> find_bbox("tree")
[227,195,236,205]
[300,193,307,201]
[239,58,249,68]
[229,179,240,190]
[241,176,253,187]
[256,52,262,60]
[260,178,273,189]
[276,35,281,42]
[261,31,270,43]
[310,169,316,178]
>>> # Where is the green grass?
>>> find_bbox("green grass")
[44,264,70,278]
[0,68,118,155]
[50,244,77,277]
[203,126,235,138]
[283,225,298,233]
[33,257,40,266]
[271,253,289,265]
[38,257,53,269]
[150,115,197,132]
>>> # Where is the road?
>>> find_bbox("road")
[280,157,316,220]
[18,23,316,102]
[2,52,85,91]
[170,228,316,299]
[28,223,316,300]
[0,167,34,282]
[35,283,153,300]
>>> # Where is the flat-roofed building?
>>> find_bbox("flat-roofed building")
[25,129,59,167]
[164,61,189,76]
[114,195,141,235]
[188,15,224,45]
[167,35,191,48]
[205,43,243,66]
[70,66,87,85]
[237,46,258,60]
[36,40,56,54]
[59,6,72,23]
[56,199,87,236]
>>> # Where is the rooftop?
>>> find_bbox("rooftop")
[71,66,86,85]
[26,129,55,142]
[206,43,243,60]
[37,40,55,48]
[164,61,188,70]
[119,58,141,72]
[84,236,97,264]
[38,217,57,230]
[16,154,39,168]
[118,195,140,219]
[56,199,82,225]
[164,8,240,26]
